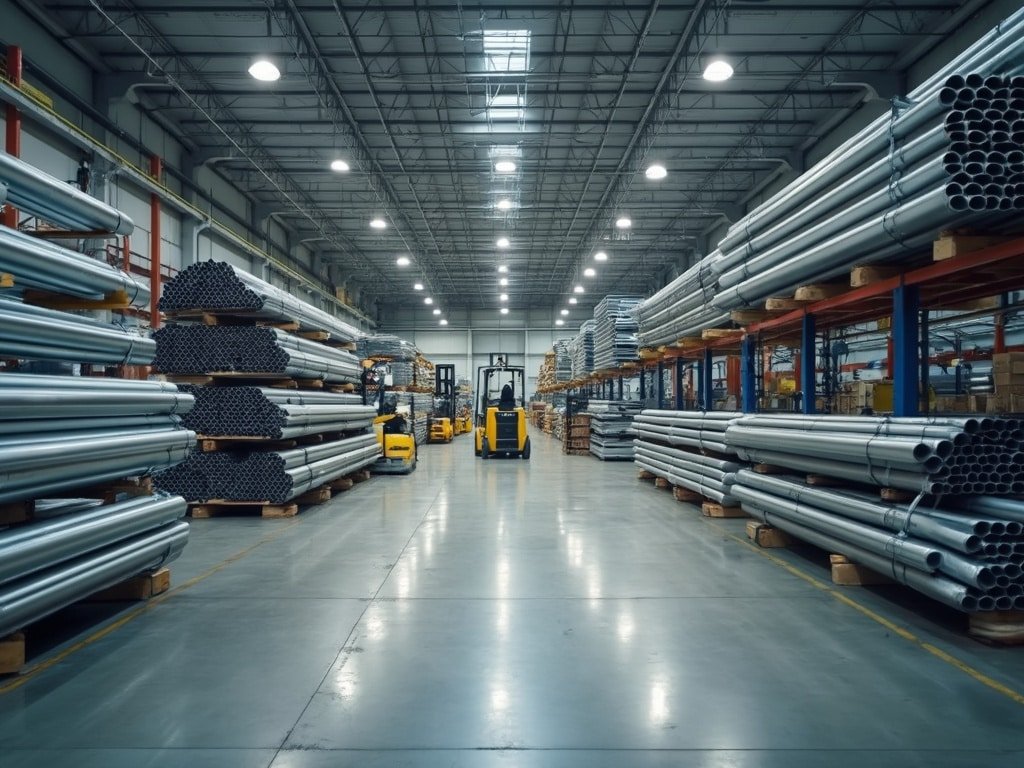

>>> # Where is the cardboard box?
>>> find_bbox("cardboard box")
[993,371,1024,388]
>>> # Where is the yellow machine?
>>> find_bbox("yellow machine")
[429,418,454,443]
[474,361,530,460]
[428,364,455,443]
[454,414,473,435]
[363,361,417,474]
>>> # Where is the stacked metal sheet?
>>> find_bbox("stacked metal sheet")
[554,339,573,382]
[0,374,196,503]
[0,497,189,636]
[179,386,372,439]
[388,360,416,387]
[592,296,643,371]
[588,400,642,460]
[570,320,595,379]
[153,325,361,382]
[154,433,380,503]
[395,391,432,444]
[734,471,1024,612]
[159,261,360,342]
[636,11,1024,347]
[723,414,1022,495]
[633,410,739,455]
[0,299,154,365]
[357,334,418,360]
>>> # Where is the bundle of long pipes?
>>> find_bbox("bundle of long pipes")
[0,299,155,365]
[0,519,189,637]
[723,414,1023,495]
[554,340,573,382]
[634,440,741,505]
[357,333,419,360]
[570,320,595,379]
[179,386,370,439]
[159,261,361,342]
[153,325,361,382]
[734,471,1024,612]
[637,11,1024,348]
[592,296,643,370]
[0,150,134,234]
[154,433,381,503]
[0,226,149,306]
[588,401,642,461]
[0,373,196,503]
[633,410,740,455]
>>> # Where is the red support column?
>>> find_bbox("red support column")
[725,356,741,396]
[121,235,131,274]
[3,46,22,230]
[149,156,162,329]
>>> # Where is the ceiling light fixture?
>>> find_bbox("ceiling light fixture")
[496,237,510,248]
[329,159,350,173]
[496,198,513,211]
[370,217,387,229]
[500,307,509,315]
[497,265,509,273]
[560,308,569,316]
[413,283,424,291]
[499,293,508,302]
[594,251,608,261]
[583,267,596,277]
[574,285,585,294]
[494,160,517,173]
[248,58,281,82]
[555,319,565,326]
[432,308,442,316]
[569,297,578,305]
[645,163,667,180]
[615,216,632,229]
[396,256,411,267]
[424,297,434,305]
[499,277,509,286]
[440,318,449,326]
[703,59,734,82]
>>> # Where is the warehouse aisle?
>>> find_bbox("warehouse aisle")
[3,428,1024,767]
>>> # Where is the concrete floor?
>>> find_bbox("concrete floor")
[2,428,1024,766]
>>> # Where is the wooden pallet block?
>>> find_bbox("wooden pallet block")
[563,449,590,456]
[291,378,325,390]
[672,486,702,503]
[0,632,26,675]
[729,309,778,325]
[294,486,331,506]
[77,476,154,502]
[702,501,746,518]
[830,554,894,585]
[968,611,1024,645]
[0,272,14,288]
[189,500,300,519]
[349,469,371,484]
[87,568,172,601]
[850,265,899,287]
[933,232,1013,262]
[330,383,357,393]
[794,283,847,302]
[746,521,793,548]
[637,469,656,480]
[752,463,787,475]
[654,477,672,489]
[297,330,331,342]
[763,297,805,311]
[701,328,740,340]
[329,477,355,492]
[198,436,297,452]
[806,474,851,487]
[880,487,916,503]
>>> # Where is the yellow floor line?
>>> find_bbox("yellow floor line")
[0,520,299,695]
[705,517,1024,706]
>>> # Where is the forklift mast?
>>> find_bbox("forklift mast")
[435,364,456,421]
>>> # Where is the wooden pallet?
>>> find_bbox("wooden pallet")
[746,521,793,548]
[163,309,300,331]
[850,265,899,287]
[563,448,590,456]
[637,469,657,480]
[793,282,847,302]
[701,501,747,518]
[933,231,1014,262]
[189,500,300,519]
[968,611,1024,645]
[76,476,154,503]
[197,435,297,452]
[0,567,172,675]
[830,554,894,586]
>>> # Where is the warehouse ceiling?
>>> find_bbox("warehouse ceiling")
[26,0,984,317]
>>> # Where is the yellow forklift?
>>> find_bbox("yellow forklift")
[363,360,417,474]
[474,356,530,460]
[428,364,455,443]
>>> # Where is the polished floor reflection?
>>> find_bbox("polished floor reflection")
[2,429,1024,767]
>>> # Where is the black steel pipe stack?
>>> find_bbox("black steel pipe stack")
[159,261,360,342]
[153,325,361,382]
[154,433,380,503]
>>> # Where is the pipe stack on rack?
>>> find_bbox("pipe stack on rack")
[153,325,361,382]
[155,433,380,504]
[592,296,643,370]
[570,320,595,379]
[554,340,573,382]
[723,414,1023,495]
[159,261,361,342]
[358,334,419,360]
[636,10,1024,348]
[179,386,373,439]
[633,410,738,455]
[395,391,432,444]
[734,471,1024,612]
[587,400,642,460]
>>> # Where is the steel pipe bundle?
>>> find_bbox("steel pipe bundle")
[395,391,431,445]
[153,325,362,382]
[0,225,149,306]
[387,360,416,387]
[724,414,1024,494]
[633,410,740,455]
[159,261,360,342]
[0,299,155,365]
[0,373,193,421]
[633,439,741,505]
[635,9,1024,347]
[154,432,381,503]
[0,520,189,638]
[0,150,134,235]
[570,320,595,379]
[357,333,419,360]
[733,471,1024,612]
[592,296,643,370]
[178,385,368,439]
[554,339,573,382]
